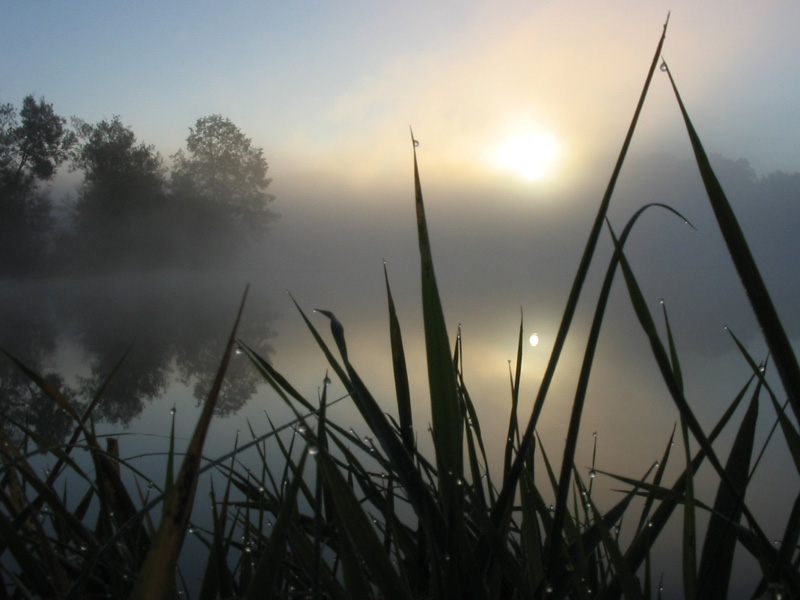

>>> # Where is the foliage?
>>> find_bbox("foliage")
[60,114,276,270]
[1,18,799,600]
[67,116,170,270]
[0,96,74,275]
[170,115,276,262]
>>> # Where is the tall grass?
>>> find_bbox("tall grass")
[1,16,799,599]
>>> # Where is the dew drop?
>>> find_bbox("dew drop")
[170,406,176,415]
[297,424,307,434]
[549,504,555,512]
[308,445,319,455]
[413,139,420,148]
[234,347,244,356]
[660,62,668,72]
[589,469,596,479]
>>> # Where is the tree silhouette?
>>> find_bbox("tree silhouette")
[69,116,170,270]
[0,96,74,276]
[170,115,276,265]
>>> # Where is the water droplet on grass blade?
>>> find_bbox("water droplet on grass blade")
[589,469,596,478]
[308,445,319,455]
[660,62,668,72]
[413,139,420,147]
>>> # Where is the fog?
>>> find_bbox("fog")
[2,130,799,595]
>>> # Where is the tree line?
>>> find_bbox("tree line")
[0,95,276,276]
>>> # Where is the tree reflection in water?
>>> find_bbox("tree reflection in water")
[0,273,275,444]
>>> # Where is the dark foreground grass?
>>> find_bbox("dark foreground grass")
[2,17,799,600]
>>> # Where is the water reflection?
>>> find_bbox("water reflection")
[0,272,275,444]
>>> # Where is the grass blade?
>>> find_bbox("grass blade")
[411,130,463,510]
[547,202,691,573]
[317,450,412,600]
[492,15,671,535]
[243,452,308,600]
[663,60,800,426]
[384,262,415,454]
[128,286,249,600]
[697,383,760,599]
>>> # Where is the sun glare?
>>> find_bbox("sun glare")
[492,132,560,181]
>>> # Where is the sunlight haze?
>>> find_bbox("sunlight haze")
[2,2,799,597]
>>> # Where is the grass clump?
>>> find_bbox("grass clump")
[1,16,799,600]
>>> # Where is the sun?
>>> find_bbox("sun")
[491,132,560,181]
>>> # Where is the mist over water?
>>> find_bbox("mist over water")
[2,150,799,598]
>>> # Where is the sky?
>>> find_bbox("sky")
[3,2,800,596]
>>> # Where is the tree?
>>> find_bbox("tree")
[0,95,74,275]
[69,116,169,269]
[171,115,276,248]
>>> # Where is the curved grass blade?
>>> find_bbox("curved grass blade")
[663,60,800,425]
[608,224,771,537]
[600,373,755,600]
[128,286,249,600]
[313,309,448,546]
[546,203,692,573]
[492,15,671,534]
[608,229,786,579]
